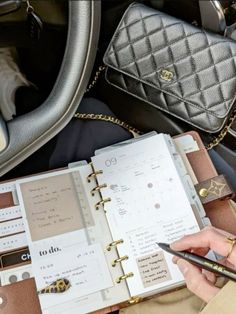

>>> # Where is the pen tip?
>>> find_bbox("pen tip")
[156,242,171,251]
[157,242,166,248]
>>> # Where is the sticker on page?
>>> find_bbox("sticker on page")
[33,243,113,310]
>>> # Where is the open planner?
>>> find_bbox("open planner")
[1,132,209,314]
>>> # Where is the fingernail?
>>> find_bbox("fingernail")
[172,256,178,264]
[177,260,188,275]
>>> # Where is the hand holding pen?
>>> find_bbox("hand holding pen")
[161,226,236,303]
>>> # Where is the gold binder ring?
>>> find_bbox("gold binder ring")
[116,272,134,284]
[112,255,129,267]
[87,170,103,182]
[95,198,111,210]
[106,239,124,251]
[128,297,143,304]
[91,184,107,196]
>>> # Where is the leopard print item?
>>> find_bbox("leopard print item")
[38,278,71,294]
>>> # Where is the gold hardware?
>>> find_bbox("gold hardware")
[206,108,236,150]
[106,239,124,251]
[74,106,236,150]
[95,197,111,210]
[86,65,106,93]
[116,272,134,283]
[199,179,227,199]
[199,188,208,198]
[112,255,129,267]
[91,184,107,196]
[128,296,143,304]
[160,69,174,82]
[74,113,142,138]
[87,170,103,182]
[225,237,236,258]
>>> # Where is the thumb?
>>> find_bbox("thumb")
[177,259,219,303]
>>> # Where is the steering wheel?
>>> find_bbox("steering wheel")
[0,0,101,176]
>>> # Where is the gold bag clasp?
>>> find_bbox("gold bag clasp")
[160,69,174,82]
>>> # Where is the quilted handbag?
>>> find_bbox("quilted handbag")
[103,2,236,136]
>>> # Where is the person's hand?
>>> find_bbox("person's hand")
[170,226,236,303]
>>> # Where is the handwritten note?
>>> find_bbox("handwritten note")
[33,243,113,309]
[19,173,85,241]
[137,251,171,288]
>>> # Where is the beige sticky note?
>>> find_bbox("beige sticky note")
[137,251,172,288]
[20,173,86,241]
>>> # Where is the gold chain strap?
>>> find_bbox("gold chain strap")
[74,111,235,149]
[85,66,106,93]
[206,108,236,150]
[83,65,141,137]
[74,113,142,138]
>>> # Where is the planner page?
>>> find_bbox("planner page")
[16,167,130,314]
[92,133,200,297]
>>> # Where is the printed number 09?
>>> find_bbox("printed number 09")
[105,157,117,167]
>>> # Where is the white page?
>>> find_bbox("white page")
[16,168,114,312]
[33,242,112,309]
[92,134,200,297]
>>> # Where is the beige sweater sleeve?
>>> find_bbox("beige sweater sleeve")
[200,281,236,314]
[119,282,236,314]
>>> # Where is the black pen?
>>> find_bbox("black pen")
[157,242,236,282]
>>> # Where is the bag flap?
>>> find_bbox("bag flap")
[104,3,236,122]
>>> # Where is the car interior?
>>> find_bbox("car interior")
[0,0,235,182]
[0,0,236,313]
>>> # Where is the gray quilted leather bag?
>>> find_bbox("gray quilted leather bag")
[104,3,236,133]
